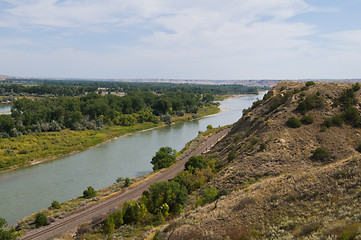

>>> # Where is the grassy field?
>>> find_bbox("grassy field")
[0,104,221,172]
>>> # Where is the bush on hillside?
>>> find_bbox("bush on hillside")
[331,114,344,126]
[343,106,360,124]
[306,81,316,87]
[259,142,267,151]
[296,94,324,113]
[268,92,292,113]
[311,148,330,162]
[301,115,314,125]
[227,150,236,162]
[356,143,361,153]
[286,117,301,128]
[323,118,333,128]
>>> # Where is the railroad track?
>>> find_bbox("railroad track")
[22,128,230,240]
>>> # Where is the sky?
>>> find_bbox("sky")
[0,0,360,80]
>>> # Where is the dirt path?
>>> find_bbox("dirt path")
[21,128,231,240]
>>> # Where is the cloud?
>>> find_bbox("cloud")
[0,0,310,29]
[0,0,360,79]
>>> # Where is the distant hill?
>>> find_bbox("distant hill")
[156,81,361,239]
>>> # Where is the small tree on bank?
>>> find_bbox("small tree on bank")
[83,186,96,199]
[151,147,176,171]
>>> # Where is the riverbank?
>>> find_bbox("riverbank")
[0,104,221,173]
[17,125,230,231]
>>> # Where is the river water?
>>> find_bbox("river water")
[0,103,11,114]
[0,93,264,225]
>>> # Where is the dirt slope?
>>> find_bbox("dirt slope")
[159,81,361,240]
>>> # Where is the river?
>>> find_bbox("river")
[0,103,11,114]
[0,93,264,225]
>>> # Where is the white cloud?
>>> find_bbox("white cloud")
[0,0,360,79]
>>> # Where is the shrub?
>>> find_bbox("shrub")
[259,142,267,151]
[160,114,172,125]
[227,150,236,162]
[83,186,96,199]
[237,197,256,210]
[124,177,130,188]
[103,216,115,234]
[311,148,330,162]
[355,143,361,153]
[51,200,61,209]
[293,88,300,94]
[206,125,213,130]
[332,114,344,126]
[352,83,361,92]
[306,81,316,87]
[339,88,356,107]
[202,187,219,204]
[301,115,314,125]
[250,137,259,145]
[323,118,333,128]
[343,106,360,124]
[35,213,48,228]
[286,117,301,128]
[338,223,360,240]
[296,94,324,113]
[268,92,292,112]
[300,221,322,236]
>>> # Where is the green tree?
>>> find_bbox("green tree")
[122,200,148,225]
[103,216,115,234]
[83,186,96,199]
[0,218,22,240]
[151,147,176,171]
[124,177,130,188]
[141,181,188,215]
[51,200,61,209]
[0,115,15,133]
[185,155,208,173]
[35,213,48,228]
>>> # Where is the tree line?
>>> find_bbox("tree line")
[0,91,215,137]
[1,79,260,96]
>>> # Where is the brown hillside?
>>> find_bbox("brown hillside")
[158,81,361,240]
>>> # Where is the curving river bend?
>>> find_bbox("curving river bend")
[0,93,264,225]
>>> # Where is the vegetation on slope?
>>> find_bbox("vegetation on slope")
[153,81,361,240]
[121,81,361,240]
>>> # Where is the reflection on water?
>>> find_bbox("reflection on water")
[0,93,264,225]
